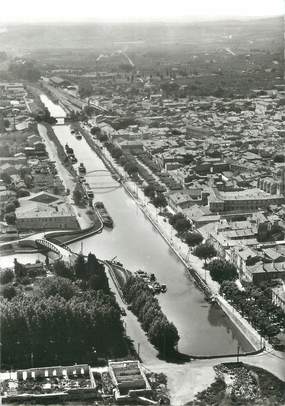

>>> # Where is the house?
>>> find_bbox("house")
[248,262,285,284]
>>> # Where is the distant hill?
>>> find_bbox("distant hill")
[0,17,282,52]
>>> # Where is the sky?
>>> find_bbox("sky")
[0,0,284,23]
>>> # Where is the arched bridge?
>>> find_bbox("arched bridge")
[83,168,124,192]
[35,239,74,261]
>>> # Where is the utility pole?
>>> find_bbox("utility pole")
[137,343,140,359]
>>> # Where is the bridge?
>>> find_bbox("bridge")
[0,234,75,263]
[82,168,125,193]
[35,238,75,261]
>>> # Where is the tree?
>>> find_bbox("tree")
[91,126,101,136]
[38,276,79,300]
[185,232,203,247]
[144,185,156,198]
[148,317,179,355]
[1,172,11,185]
[169,213,191,233]
[208,259,238,283]
[112,148,122,160]
[152,194,167,209]
[5,202,16,213]
[173,217,191,233]
[2,284,17,300]
[74,254,86,279]
[53,260,74,280]
[124,162,138,175]
[5,212,16,225]
[73,184,84,206]
[86,253,109,292]
[16,188,30,198]
[193,243,217,263]
[14,259,27,278]
[0,269,14,285]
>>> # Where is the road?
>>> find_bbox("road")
[147,348,285,405]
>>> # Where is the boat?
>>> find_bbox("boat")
[78,163,86,175]
[95,201,113,228]
[135,270,167,294]
[69,155,77,164]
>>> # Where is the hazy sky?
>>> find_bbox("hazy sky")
[0,0,284,23]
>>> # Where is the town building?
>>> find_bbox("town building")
[15,192,78,231]
[108,360,151,402]
[208,188,284,213]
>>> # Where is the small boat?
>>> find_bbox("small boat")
[69,155,77,164]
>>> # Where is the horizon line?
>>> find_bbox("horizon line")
[1,14,283,25]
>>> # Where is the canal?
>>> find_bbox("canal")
[41,95,253,356]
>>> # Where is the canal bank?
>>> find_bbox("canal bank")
[81,132,266,352]
[41,94,253,357]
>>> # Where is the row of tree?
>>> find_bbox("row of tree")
[220,281,285,341]
[123,276,179,357]
[1,286,126,369]
[1,253,127,369]
[144,185,167,209]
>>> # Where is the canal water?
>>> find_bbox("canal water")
[41,95,253,356]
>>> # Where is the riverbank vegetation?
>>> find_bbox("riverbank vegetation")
[220,280,285,350]
[123,275,179,357]
[0,254,131,369]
